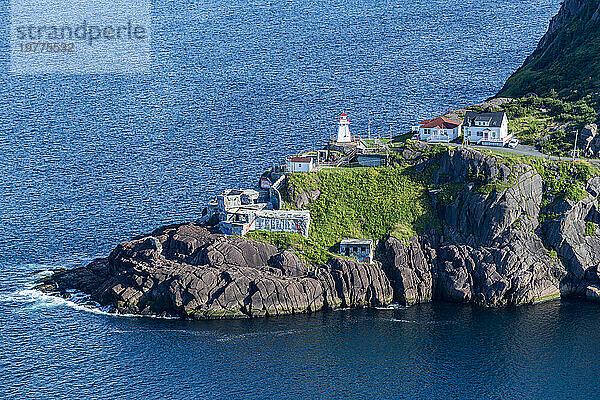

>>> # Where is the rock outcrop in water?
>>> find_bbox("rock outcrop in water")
[39,224,393,318]
[38,146,600,318]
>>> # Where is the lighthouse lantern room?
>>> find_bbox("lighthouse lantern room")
[336,113,352,143]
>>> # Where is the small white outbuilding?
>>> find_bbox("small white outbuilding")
[339,239,374,264]
[286,156,315,173]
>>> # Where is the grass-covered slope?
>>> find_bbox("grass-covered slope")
[499,0,600,98]
[284,167,438,250]
[502,95,598,155]
[473,149,597,205]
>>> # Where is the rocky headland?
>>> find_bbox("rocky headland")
[36,0,600,318]
[37,145,600,318]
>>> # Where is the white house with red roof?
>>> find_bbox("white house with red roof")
[418,117,462,143]
[286,156,315,173]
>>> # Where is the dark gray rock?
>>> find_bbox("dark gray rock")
[585,284,600,302]
[433,231,564,306]
[426,149,565,306]
[38,147,600,316]
[439,163,542,246]
[382,236,434,305]
[432,147,506,185]
[579,124,600,158]
[295,189,320,209]
[544,178,600,294]
[269,250,308,277]
[320,258,393,309]
[41,223,393,319]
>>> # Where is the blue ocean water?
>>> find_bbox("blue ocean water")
[3,0,599,398]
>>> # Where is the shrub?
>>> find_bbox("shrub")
[586,221,597,236]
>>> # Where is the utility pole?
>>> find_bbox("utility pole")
[572,129,579,167]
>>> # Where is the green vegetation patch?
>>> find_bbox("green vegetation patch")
[435,182,467,205]
[246,231,332,268]
[586,221,597,236]
[286,166,438,249]
[502,95,598,156]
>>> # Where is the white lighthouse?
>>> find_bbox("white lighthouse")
[336,113,352,143]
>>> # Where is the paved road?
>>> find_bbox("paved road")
[445,142,600,165]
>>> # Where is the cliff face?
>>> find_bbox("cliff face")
[499,0,600,97]
[37,147,600,318]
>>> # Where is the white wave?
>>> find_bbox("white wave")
[333,303,407,312]
[391,318,421,324]
[112,329,205,334]
[17,288,111,314]
[333,307,353,311]
[390,318,455,325]
[375,303,407,310]
[1,264,180,320]
[7,287,178,320]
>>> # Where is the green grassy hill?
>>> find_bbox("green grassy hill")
[248,166,438,268]
[499,0,600,98]
[285,167,437,249]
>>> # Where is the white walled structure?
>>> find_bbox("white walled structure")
[463,111,511,146]
[203,188,311,238]
[220,209,311,238]
[253,210,310,237]
[418,117,462,143]
[336,113,352,143]
[286,156,315,173]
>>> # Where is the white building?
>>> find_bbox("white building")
[336,113,352,143]
[220,209,311,237]
[463,111,511,146]
[202,188,311,238]
[418,117,462,143]
[253,210,310,237]
[286,156,315,173]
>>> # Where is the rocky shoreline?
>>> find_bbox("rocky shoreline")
[37,146,600,319]
[37,223,393,318]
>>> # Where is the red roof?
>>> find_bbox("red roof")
[340,113,347,117]
[289,156,312,163]
[420,117,461,129]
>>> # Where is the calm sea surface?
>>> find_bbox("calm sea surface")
[4,0,598,399]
